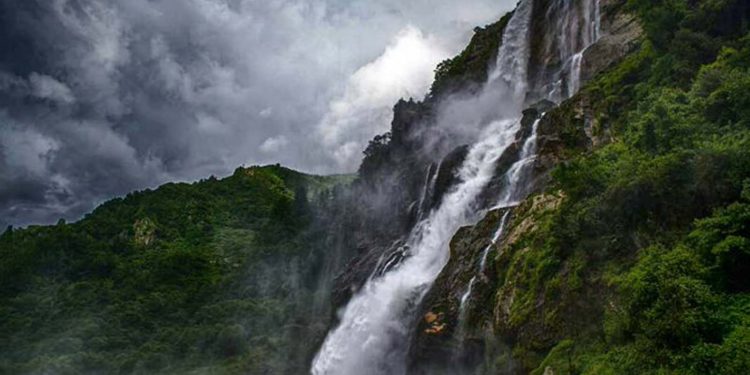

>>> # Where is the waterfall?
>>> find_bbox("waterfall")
[312,117,523,375]
[455,0,605,317]
[455,0,604,336]
[455,114,541,335]
[453,209,511,358]
[311,1,534,374]
[567,52,584,96]
[416,161,441,221]
[566,0,601,97]
[498,116,542,207]
[537,0,603,101]
[312,0,602,372]
[457,210,511,316]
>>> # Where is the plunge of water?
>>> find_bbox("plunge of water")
[312,1,534,373]
[312,116,523,375]
[537,0,603,102]
[456,0,604,319]
[458,210,512,315]
[497,116,542,208]
[312,0,601,372]
[456,114,542,334]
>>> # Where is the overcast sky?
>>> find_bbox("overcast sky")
[0,0,516,227]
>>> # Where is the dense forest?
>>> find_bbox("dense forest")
[516,0,750,372]
[0,166,354,373]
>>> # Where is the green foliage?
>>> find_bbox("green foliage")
[592,201,750,374]
[0,165,350,374]
[617,245,720,349]
[688,189,750,292]
[358,132,392,179]
[430,12,513,97]
[510,3,750,373]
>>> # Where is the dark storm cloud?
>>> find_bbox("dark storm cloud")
[0,0,513,228]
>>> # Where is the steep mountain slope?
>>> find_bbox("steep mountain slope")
[486,1,750,372]
[315,0,750,374]
[0,165,354,374]
[402,0,750,374]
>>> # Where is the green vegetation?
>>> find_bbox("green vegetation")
[430,12,513,98]
[0,165,352,374]
[498,0,750,373]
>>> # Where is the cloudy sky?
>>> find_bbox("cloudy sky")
[0,0,515,227]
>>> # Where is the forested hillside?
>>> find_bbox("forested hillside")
[423,0,750,373]
[0,166,353,374]
[519,0,750,372]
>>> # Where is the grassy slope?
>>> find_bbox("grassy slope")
[0,165,352,374]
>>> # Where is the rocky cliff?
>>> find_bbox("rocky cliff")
[326,0,646,373]
[398,0,750,373]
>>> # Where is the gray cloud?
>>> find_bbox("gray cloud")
[0,0,514,227]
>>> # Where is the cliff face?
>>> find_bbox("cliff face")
[401,1,641,371]
[328,14,517,312]
[322,0,646,372]
[404,0,750,373]
[580,0,642,83]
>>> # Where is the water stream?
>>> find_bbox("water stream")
[312,1,534,373]
[312,0,602,373]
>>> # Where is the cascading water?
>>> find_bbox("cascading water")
[416,162,441,221]
[313,0,602,372]
[538,0,602,101]
[565,0,600,98]
[312,116,523,375]
[454,114,541,340]
[312,1,534,373]
[455,0,604,320]
[567,52,584,96]
[456,113,541,311]
[458,210,511,316]
[453,209,511,357]
[497,116,542,207]
[414,166,433,217]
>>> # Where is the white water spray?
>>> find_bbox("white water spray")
[458,210,511,313]
[312,1,534,373]
[312,117,522,375]
[498,116,542,207]
[456,114,542,326]
[568,52,584,96]
[456,0,605,328]
[538,0,603,101]
[313,0,603,371]
[567,0,601,96]
[416,162,441,221]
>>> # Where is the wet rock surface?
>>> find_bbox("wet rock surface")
[321,0,643,373]
[405,1,642,372]
[408,208,512,375]
[581,0,643,83]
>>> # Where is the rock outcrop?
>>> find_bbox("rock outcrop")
[327,12,517,317]
[407,0,643,373]
[408,208,512,374]
[323,0,643,372]
[581,0,643,83]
